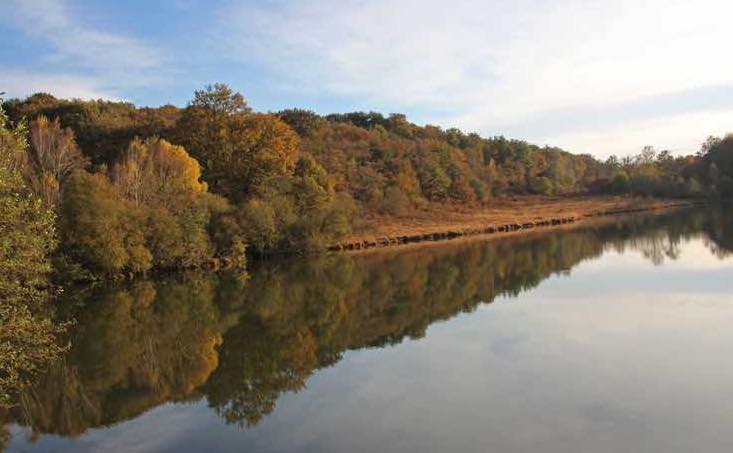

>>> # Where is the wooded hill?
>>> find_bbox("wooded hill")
[3,84,732,278]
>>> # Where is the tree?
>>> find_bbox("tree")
[278,109,323,137]
[176,86,300,197]
[111,137,206,207]
[702,135,733,187]
[529,176,554,195]
[232,114,300,194]
[387,113,414,138]
[0,106,57,306]
[26,116,87,183]
[611,171,631,194]
[0,104,63,407]
[234,155,355,254]
[638,146,657,164]
[418,163,451,200]
[21,116,88,207]
[109,137,231,268]
[708,162,721,186]
[685,177,703,197]
[238,198,280,254]
[382,186,411,215]
[60,171,151,276]
[393,161,420,198]
[189,83,251,115]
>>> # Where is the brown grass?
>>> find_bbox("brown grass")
[343,195,697,245]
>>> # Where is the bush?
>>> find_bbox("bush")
[60,171,152,276]
[419,164,451,201]
[238,197,281,255]
[529,176,554,195]
[470,178,490,202]
[381,186,411,215]
[611,171,631,194]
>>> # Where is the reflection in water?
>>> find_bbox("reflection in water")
[5,277,241,438]
[2,207,732,450]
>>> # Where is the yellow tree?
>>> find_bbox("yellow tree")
[111,137,206,208]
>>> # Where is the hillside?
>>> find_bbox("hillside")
[2,84,732,278]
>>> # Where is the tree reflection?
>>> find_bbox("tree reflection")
[3,274,246,437]
[3,207,732,441]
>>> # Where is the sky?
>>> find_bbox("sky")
[1,0,732,157]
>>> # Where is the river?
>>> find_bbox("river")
[3,207,733,452]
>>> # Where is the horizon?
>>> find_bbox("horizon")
[2,0,732,158]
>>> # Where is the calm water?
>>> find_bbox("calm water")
[4,207,733,453]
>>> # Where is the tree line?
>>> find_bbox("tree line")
[2,84,732,279]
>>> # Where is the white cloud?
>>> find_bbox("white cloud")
[3,0,163,98]
[223,0,733,156]
[0,70,121,100]
[542,109,733,158]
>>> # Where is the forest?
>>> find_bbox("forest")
[1,83,733,283]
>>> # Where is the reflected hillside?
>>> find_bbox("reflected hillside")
[3,207,731,440]
[2,275,248,438]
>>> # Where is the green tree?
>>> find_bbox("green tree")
[0,104,63,407]
[529,176,554,195]
[418,162,451,201]
[611,171,631,194]
[60,171,151,276]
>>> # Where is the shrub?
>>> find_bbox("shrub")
[529,176,554,195]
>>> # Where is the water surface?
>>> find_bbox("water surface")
[4,207,733,452]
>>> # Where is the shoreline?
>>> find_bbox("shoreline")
[329,196,706,253]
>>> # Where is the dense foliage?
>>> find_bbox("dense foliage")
[0,106,65,408]
[2,85,731,277]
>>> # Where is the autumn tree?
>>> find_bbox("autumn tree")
[237,156,355,254]
[111,137,206,207]
[231,114,300,194]
[278,109,324,137]
[176,85,300,197]
[189,83,250,115]
[17,116,88,207]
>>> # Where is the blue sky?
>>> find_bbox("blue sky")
[2,0,732,157]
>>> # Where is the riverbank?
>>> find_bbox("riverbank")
[330,196,704,252]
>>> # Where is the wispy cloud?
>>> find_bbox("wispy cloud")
[2,0,731,156]
[0,70,119,100]
[2,0,164,99]
[221,0,733,155]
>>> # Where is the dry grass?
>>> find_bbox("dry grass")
[345,195,692,243]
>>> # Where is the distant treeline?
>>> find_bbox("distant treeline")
[2,84,733,279]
